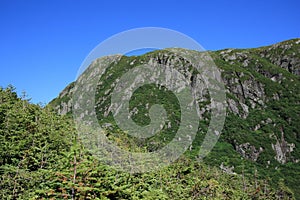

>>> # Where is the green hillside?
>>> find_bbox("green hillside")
[1,86,289,199]
[1,38,299,199]
[50,38,300,199]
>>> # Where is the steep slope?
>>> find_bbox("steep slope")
[49,38,300,197]
[1,86,289,199]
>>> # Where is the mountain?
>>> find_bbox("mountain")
[48,38,300,198]
[1,86,289,199]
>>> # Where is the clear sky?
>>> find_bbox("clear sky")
[0,0,299,104]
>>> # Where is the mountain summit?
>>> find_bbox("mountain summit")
[49,38,300,197]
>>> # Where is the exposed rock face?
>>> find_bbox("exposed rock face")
[225,75,265,118]
[259,39,300,76]
[272,132,296,164]
[235,142,263,161]
[49,82,74,115]
[227,99,239,115]
[220,162,236,175]
[58,101,72,115]
[48,38,300,169]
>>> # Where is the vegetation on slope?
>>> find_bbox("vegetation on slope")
[0,86,294,199]
[49,38,300,199]
[2,39,299,199]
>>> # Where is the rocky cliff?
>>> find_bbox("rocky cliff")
[49,38,300,196]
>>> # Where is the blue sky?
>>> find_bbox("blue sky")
[0,0,299,104]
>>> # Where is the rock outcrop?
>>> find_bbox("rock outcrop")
[48,38,300,174]
[272,131,296,164]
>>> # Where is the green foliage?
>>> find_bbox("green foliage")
[1,86,291,199]
[3,39,300,199]
[0,86,75,199]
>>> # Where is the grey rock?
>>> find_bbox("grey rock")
[272,132,295,164]
[235,142,263,161]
